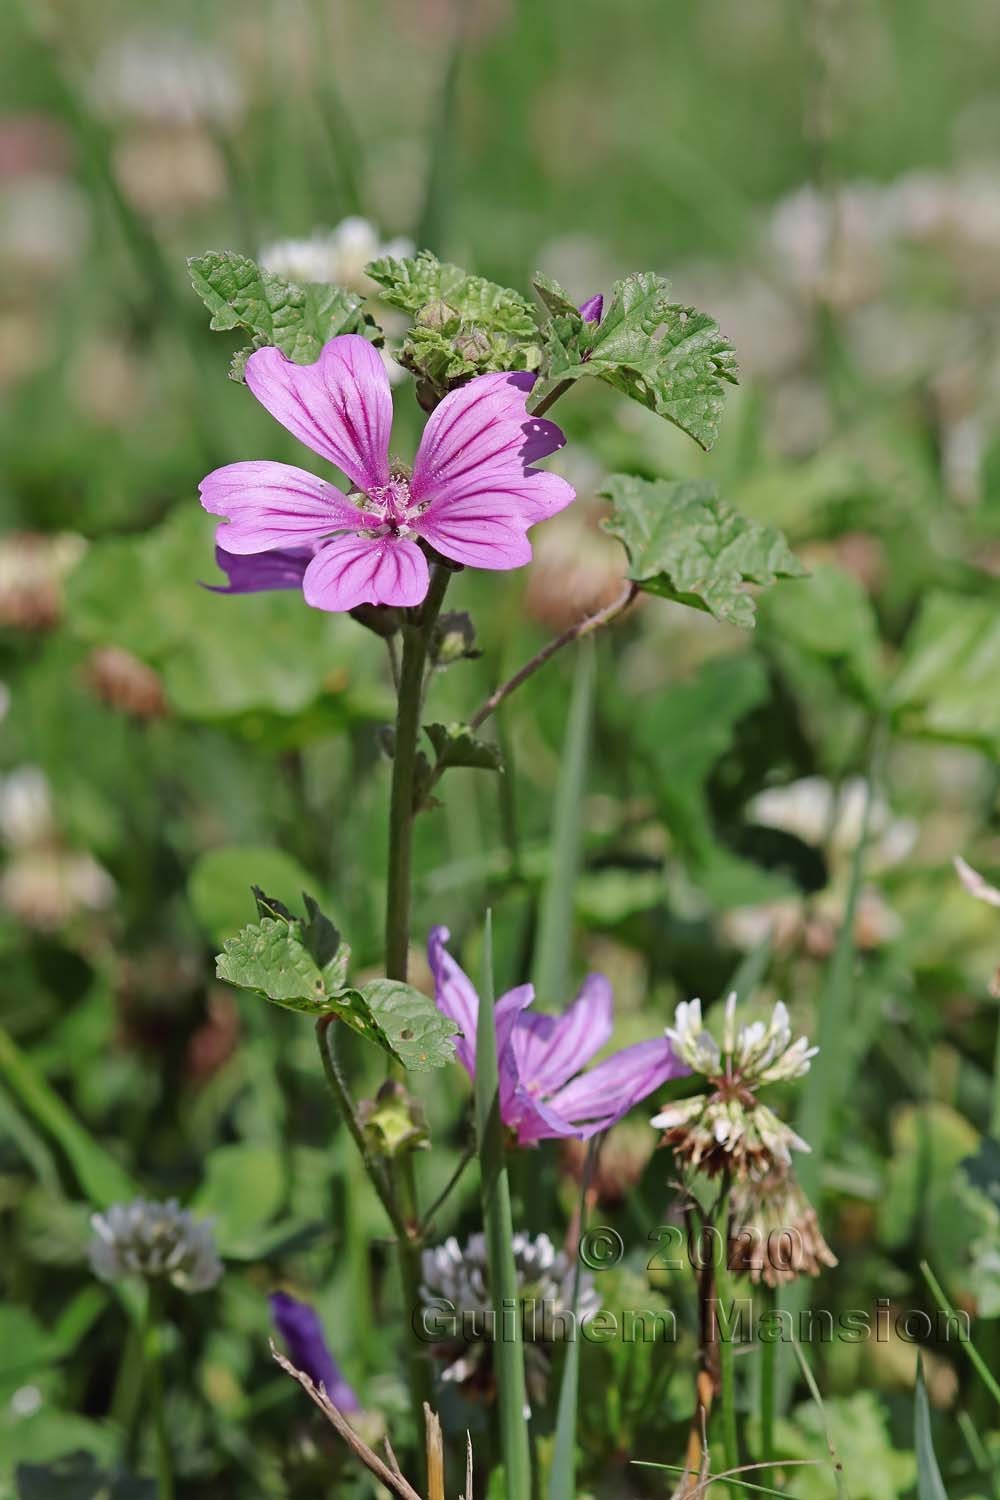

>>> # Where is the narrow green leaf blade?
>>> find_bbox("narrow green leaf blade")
[914,1358,949,1500]
[474,913,532,1496]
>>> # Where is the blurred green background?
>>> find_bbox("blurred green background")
[3,0,1000,1494]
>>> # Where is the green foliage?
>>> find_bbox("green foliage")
[366,250,540,389]
[65,507,388,723]
[758,563,884,707]
[601,474,804,627]
[890,590,1000,755]
[772,1393,915,1500]
[215,895,457,1070]
[191,1143,285,1254]
[534,271,738,449]
[188,251,370,380]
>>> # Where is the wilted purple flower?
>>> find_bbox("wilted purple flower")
[578,293,604,323]
[200,335,575,613]
[269,1291,360,1412]
[428,927,685,1144]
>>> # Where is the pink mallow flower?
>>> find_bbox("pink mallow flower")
[428,927,686,1145]
[199,335,575,612]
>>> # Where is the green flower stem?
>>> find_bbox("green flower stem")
[713,1192,740,1497]
[144,1281,174,1500]
[385,563,452,982]
[315,1016,409,1243]
[316,1014,432,1458]
[468,582,638,733]
[759,1287,776,1476]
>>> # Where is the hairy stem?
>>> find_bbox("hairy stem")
[469,582,638,733]
[385,563,452,980]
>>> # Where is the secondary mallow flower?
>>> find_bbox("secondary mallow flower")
[200,335,575,613]
[89,1198,221,1292]
[651,994,816,1182]
[269,1292,360,1412]
[428,927,685,1144]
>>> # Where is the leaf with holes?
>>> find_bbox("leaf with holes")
[353,979,459,1072]
[534,271,737,449]
[601,474,804,628]
[188,251,372,381]
[215,916,330,1012]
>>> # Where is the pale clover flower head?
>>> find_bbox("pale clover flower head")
[420,1230,600,1407]
[89,1198,222,1293]
[729,1169,838,1287]
[258,218,414,296]
[654,993,817,1182]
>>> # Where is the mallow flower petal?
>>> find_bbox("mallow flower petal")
[200,461,367,552]
[302,535,428,612]
[428,925,479,1075]
[205,545,312,593]
[245,336,392,493]
[508,1086,617,1145]
[545,1038,685,1127]
[413,501,533,571]
[511,975,614,1098]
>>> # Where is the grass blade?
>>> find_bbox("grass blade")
[532,638,596,1005]
[790,1338,847,1500]
[416,3,466,254]
[547,1138,597,1500]
[0,1025,136,1207]
[921,1259,1000,1407]
[914,1357,948,1500]
[475,912,531,1497]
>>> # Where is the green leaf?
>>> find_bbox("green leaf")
[757,562,884,708]
[535,271,737,450]
[350,979,458,1072]
[890,590,1000,755]
[0,1027,137,1209]
[191,1142,285,1254]
[215,901,456,1069]
[962,1137,1000,1211]
[188,251,370,380]
[424,723,504,773]
[601,474,805,628]
[65,507,389,724]
[914,1359,948,1500]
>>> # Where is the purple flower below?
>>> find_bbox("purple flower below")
[428,927,687,1144]
[200,335,576,613]
[269,1291,361,1412]
[205,544,311,594]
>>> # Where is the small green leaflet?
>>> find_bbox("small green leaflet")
[601,474,805,628]
[414,722,503,811]
[188,251,371,380]
[215,892,457,1070]
[533,271,737,450]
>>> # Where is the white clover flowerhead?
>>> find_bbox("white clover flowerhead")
[419,1231,600,1406]
[89,1198,222,1293]
[653,992,818,1182]
[258,218,414,296]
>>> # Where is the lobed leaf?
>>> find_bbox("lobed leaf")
[424,722,504,774]
[889,590,1000,755]
[188,251,370,381]
[601,474,805,628]
[534,271,737,449]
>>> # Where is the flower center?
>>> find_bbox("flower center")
[359,469,422,539]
